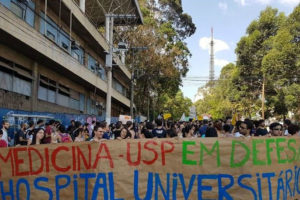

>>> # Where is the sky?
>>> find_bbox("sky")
[180,0,300,102]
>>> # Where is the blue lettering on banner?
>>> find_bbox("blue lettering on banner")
[34,177,53,200]
[0,167,299,199]
[16,178,30,200]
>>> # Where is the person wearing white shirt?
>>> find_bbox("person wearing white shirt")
[0,120,10,145]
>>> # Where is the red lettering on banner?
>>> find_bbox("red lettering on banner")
[0,149,14,177]
[72,146,76,171]
[77,145,91,170]
[143,141,158,165]
[28,147,44,175]
[45,148,50,172]
[127,142,141,166]
[13,147,29,176]
[161,141,175,166]
[92,143,114,168]
[51,146,71,172]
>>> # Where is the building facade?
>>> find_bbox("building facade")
[0,0,141,123]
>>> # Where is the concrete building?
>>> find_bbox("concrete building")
[0,0,142,124]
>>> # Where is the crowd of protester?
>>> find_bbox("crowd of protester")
[0,117,299,147]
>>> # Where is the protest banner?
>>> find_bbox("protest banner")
[0,137,300,199]
[119,115,132,124]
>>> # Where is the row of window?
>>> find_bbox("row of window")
[0,56,104,115]
[38,74,104,115]
[38,75,84,112]
[0,0,108,82]
[1,0,35,27]
[39,12,107,81]
[0,0,128,103]
[39,12,85,65]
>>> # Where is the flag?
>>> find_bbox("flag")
[163,113,171,119]
[232,113,238,126]
[180,113,186,121]
[198,116,203,120]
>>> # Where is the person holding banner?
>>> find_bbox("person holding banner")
[152,119,166,138]
[117,127,132,140]
[288,123,300,136]
[269,122,284,137]
[126,121,136,139]
[74,128,85,142]
[235,121,251,137]
[141,122,155,138]
[28,128,45,145]
[0,130,8,147]
[90,125,106,142]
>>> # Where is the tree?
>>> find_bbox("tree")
[194,5,300,120]
[118,0,196,117]
[262,4,300,118]
[160,91,192,120]
[235,7,286,117]
[194,63,237,119]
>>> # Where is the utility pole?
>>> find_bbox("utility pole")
[105,14,113,124]
[130,67,134,118]
[262,75,265,119]
[105,14,135,124]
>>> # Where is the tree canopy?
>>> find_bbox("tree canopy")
[195,5,300,120]
[117,0,196,119]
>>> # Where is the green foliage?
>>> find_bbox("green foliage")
[116,0,196,117]
[160,91,192,120]
[195,4,300,120]
[194,63,237,119]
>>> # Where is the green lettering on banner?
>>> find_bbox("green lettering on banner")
[182,141,197,165]
[297,147,300,161]
[276,138,287,164]
[287,139,296,163]
[230,140,250,168]
[265,138,275,165]
[252,139,266,166]
[199,141,220,167]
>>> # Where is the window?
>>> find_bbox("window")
[88,55,107,81]
[71,46,84,65]
[79,94,85,111]
[39,12,86,64]
[96,64,107,81]
[10,1,23,18]
[0,57,32,96]
[38,74,84,111]
[59,31,70,52]
[0,0,10,8]
[40,12,58,43]
[13,75,31,96]
[0,0,35,27]
[0,70,13,91]
[86,98,100,115]
[25,1,35,27]
[88,55,96,72]
[38,75,57,103]
[113,78,127,97]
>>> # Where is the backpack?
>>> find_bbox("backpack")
[60,133,72,143]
